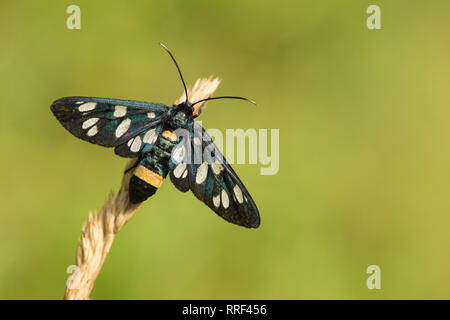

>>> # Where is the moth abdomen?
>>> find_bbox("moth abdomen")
[129,130,177,204]
[129,175,158,204]
[129,165,164,204]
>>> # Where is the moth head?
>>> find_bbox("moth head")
[168,102,193,128]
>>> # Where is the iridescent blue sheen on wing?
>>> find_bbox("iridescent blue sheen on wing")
[169,121,260,228]
[52,95,260,228]
[50,96,170,158]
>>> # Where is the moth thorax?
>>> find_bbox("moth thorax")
[168,111,189,129]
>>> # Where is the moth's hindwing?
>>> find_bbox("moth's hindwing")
[51,96,170,158]
[170,122,260,228]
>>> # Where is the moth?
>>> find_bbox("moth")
[51,44,260,228]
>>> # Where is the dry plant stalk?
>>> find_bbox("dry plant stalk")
[64,77,221,300]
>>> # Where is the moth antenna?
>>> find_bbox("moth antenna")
[159,43,189,103]
[192,96,257,107]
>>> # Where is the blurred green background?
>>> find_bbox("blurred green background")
[1,0,450,299]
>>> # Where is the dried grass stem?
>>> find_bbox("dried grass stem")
[64,77,220,300]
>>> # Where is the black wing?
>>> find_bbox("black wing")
[169,122,260,228]
[51,96,169,157]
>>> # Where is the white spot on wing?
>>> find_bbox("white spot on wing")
[143,129,157,144]
[130,136,142,152]
[182,169,188,178]
[82,117,99,129]
[211,160,224,175]
[195,162,208,184]
[173,163,187,178]
[213,194,220,208]
[78,102,96,112]
[233,185,244,204]
[115,118,131,138]
[194,137,201,145]
[87,125,98,136]
[113,105,127,117]
[147,112,156,119]
[172,145,185,163]
[221,190,229,209]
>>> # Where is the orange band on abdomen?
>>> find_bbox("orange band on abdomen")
[134,165,164,188]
